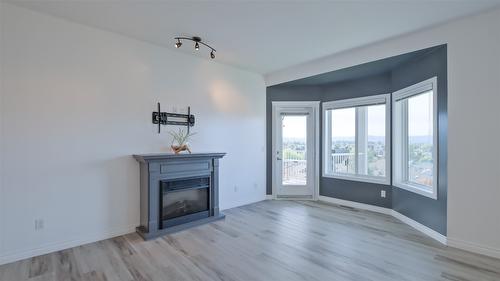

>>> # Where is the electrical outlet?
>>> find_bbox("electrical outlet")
[234,185,238,192]
[34,219,44,231]
[381,190,386,198]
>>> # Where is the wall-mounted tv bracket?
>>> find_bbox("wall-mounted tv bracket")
[152,102,195,134]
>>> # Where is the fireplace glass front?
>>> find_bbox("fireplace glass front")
[160,177,210,228]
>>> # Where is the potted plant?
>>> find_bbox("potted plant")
[169,128,196,154]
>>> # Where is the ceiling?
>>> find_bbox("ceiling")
[7,0,500,74]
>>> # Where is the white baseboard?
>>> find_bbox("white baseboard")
[318,195,392,215]
[448,238,500,259]
[0,224,136,266]
[265,195,274,200]
[318,196,446,245]
[390,210,447,245]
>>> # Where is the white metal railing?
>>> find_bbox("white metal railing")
[282,152,357,184]
[332,153,355,174]
[282,151,307,185]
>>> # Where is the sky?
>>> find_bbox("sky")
[408,91,433,137]
[331,105,386,138]
[282,115,307,139]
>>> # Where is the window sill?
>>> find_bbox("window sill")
[323,173,391,185]
[394,182,437,200]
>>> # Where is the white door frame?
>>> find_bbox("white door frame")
[271,101,320,200]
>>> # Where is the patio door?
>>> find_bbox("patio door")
[272,102,318,199]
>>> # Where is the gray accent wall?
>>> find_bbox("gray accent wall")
[266,45,447,235]
[390,46,448,235]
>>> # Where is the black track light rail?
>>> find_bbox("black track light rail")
[174,36,216,59]
[174,36,216,52]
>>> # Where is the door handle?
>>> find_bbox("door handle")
[277,157,282,161]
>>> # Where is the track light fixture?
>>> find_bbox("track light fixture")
[175,38,182,48]
[174,36,217,59]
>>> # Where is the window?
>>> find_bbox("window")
[323,94,391,184]
[393,77,438,199]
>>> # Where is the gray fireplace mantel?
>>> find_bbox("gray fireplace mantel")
[133,152,226,240]
[134,152,226,163]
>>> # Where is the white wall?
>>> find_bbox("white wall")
[266,8,500,258]
[0,3,266,264]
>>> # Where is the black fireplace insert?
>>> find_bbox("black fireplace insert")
[160,176,210,228]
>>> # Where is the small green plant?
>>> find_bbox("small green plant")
[168,128,196,146]
[169,128,196,154]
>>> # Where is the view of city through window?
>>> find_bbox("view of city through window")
[407,91,434,187]
[331,107,356,174]
[330,104,386,178]
[366,104,386,177]
[281,115,307,186]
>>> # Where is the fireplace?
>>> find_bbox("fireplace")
[134,153,225,240]
[160,177,210,228]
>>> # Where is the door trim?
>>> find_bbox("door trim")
[271,101,320,200]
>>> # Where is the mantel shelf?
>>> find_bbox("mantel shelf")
[133,152,226,163]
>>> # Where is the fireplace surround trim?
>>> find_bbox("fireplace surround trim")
[133,152,226,240]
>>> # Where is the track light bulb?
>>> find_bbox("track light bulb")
[195,42,200,50]
[175,39,182,48]
[210,51,215,59]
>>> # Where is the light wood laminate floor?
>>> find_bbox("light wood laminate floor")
[1,200,499,281]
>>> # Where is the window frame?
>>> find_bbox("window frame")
[322,93,391,185]
[392,77,438,199]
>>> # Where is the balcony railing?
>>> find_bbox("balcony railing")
[281,152,357,184]
[331,153,355,174]
[282,151,307,185]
